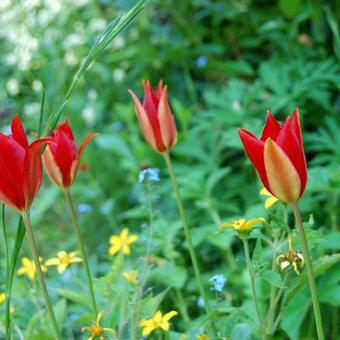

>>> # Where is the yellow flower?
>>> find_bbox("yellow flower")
[45,251,82,273]
[108,228,138,256]
[139,310,178,336]
[17,257,47,280]
[0,293,6,304]
[123,270,139,285]
[260,187,279,209]
[197,334,210,340]
[82,312,115,340]
[219,217,265,233]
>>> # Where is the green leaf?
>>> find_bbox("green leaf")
[149,262,188,289]
[285,253,340,304]
[55,288,87,305]
[262,269,286,288]
[281,290,311,340]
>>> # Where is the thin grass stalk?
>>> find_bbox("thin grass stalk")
[64,189,98,317]
[44,0,151,134]
[4,215,25,340]
[21,212,60,340]
[242,237,266,340]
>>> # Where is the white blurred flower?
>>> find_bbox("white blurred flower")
[72,0,88,7]
[32,80,43,92]
[24,102,40,117]
[82,106,96,126]
[232,101,241,111]
[63,33,85,49]
[6,79,20,96]
[0,0,12,11]
[113,69,125,83]
[22,0,41,10]
[64,51,78,65]
[87,89,97,102]
[89,18,107,32]
[113,36,125,49]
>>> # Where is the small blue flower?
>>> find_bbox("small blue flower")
[209,274,227,293]
[197,296,204,309]
[196,56,208,68]
[138,168,160,184]
[77,203,93,214]
[111,121,123,132]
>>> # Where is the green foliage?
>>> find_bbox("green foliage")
[0,0,339,339]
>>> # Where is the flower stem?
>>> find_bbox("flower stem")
[242,237,266,339]
[163,153,217,335]
[292,203,325,340]
[21,211,60,340]
[64,189,98,317]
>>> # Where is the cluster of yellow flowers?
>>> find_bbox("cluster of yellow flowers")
[17,251,82,280]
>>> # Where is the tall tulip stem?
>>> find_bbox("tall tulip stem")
[21,211,60,340]
[64,189,98,317]
[292,203,324,340]
[242,237,266,339]
[163,153,216,335]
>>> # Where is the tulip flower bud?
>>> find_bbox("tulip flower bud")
[43,120,97,189]
[129,80,177,153]
[238,109,307,203]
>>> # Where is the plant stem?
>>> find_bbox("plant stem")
[292,203,325,340]
[4,217,25,340]
[64,189,98,317]
[242,237,266,340]
[131,179,154,340]
[21,211,60,340]
[163,153,217,336]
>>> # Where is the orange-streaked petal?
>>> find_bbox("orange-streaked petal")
[264,138,301,203]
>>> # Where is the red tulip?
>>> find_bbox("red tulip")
[0,115,49,212]
[43,120,97,189]
[129,80,177,153]
[238,109,307,203]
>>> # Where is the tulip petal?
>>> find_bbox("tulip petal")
[68,131,97,187]
[261,111,281,141]
[158,86,177,150]
[43,145,64,187]
[129,89,158,151]
[23,138,50,210]
[50,128,77,187]
[275,110,307,196]
[11,115,29,149]
[264,138,301,203]
[0,134,26,211]
[238,128,271,192]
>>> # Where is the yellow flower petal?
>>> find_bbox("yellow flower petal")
[57,250,68,258]
[162,310,178,322]
[265,196,279,209]
[70,257,82,263]
[45,258,60,266]
[57,263,69,274]
[245,217,265,230]
[0,293,6,304]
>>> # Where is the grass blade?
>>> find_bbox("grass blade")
[44,0,151,134]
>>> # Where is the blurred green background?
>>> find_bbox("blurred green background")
[0,0,339,339]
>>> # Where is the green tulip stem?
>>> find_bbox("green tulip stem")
[163,152,217,336]
[242,237,266,339]
[21,211,61,340]
[293,203,324,340]
[64,189,98,317]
